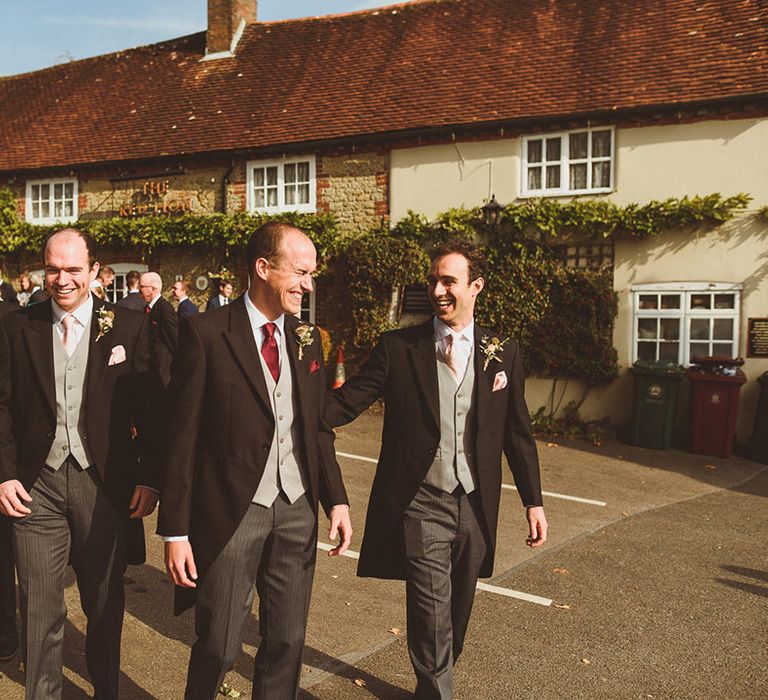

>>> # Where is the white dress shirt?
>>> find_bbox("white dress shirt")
[52,294,94,348]
[244,293,284,366]
[433,316,474,384]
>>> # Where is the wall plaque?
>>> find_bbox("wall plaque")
[747,318,768,358]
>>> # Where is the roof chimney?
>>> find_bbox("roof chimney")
[206,0,257,57]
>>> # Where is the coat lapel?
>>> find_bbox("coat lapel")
[85,295,113,410]
[21,301,56,418]
[408,320,440,434]
[284,315,311,429]
[222,297,273,416]
[473,324,494,434]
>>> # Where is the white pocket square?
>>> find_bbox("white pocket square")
[108,345,126,366]
[492,370,508,392]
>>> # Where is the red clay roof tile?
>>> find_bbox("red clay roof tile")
[1,0,766,172]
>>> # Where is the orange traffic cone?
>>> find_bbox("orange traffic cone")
[332,347,346,389]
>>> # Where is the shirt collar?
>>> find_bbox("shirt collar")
[147,294,161,309]
[433,316,474,343]
[52,293,94,327]
[244,292,285,336]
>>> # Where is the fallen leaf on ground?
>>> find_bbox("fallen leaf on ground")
[705,464,717,470]
[331,574,339,579]
[552,567,570,575]
[345,601,352,606]
[621,512,629,517]
[553,603,571,609]
[546,442,559,448]
[354,678,367,687]
[581,658,592,665]
[218,683,241,698]
[388,627,401,635]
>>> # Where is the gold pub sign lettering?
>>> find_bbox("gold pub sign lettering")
[119,179,193,218]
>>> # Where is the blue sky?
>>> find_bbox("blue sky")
[1,1,402,76]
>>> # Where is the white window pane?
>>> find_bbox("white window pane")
[639,294,658,309]
[690,294,711,309]
[266,167,278,186]
[660,294,680,309]
[527,140,542,163]
[712,343,733,356]
[64,182,74,198]
[713,319,733,340]
[658,342,679,361]
[285,186,296,205]
[32,202,40,218]
[569,132,588,160]
[64,200,73,217]
[690,319,710,340]
[690,343,709,361]
[54,183,63,199]
[545,166,560,189]
[32,184,40,201]
[41,201,50,218]
[254,190,265,208]
[54,201,63,218]
[527,167,542,190]
[714,294,735,309]
[267,187,278,207]
[637,342,657,361]
[297,162,309,181]
[40,184,50,200]
[660,319,680,340]
[285,163,296,184]
[545,138,561,161]
[298,183,310,204]
[592,130,611,157]
[569,163,587,190]
[255,169,265,187]
[592,161,610,188]
[638,318,658,339]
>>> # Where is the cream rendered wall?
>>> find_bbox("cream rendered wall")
[389,140,519,222]
[390,118,768,443]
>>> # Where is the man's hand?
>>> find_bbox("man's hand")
[128,486,159,519]
[525,505,548,548]
[327,504,352,557]
[0,479,32,518]
[165,540,198,588]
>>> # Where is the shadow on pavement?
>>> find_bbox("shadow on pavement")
[715,564,768,599]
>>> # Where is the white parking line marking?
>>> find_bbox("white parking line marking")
[317,543,551,605]
[317,541,360,559]
[502,483,606,507]
[337,451,606,506]
[475,582,552,606]
[336,450,378,464]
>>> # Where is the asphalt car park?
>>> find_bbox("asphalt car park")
[1,410,766,699]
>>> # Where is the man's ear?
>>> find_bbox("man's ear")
[472,276,485,295]
[90,262,100,281]
[253,258,269,282]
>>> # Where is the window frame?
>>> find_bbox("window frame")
[521,127,615,197]
[246,156,316,214]
[25,178,79,224]
[631,282,742,366]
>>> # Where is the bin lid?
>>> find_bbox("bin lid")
[689,355,745,368]
[630,360,684,376]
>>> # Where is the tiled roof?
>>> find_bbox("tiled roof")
[1,0,766,172]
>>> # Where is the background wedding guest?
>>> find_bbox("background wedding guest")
[139,271,179,387]
[0,300,18,663]
[117,270,145,311]
[172,279,199,320]
[0,274,18,305]
[16,273,32,307]
[205,279,234,310]
[91,265,115,300]
[27,273,47,306]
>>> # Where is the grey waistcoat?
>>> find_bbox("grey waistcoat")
[424,348,477,494]
[45,319,95,470]
[252,329,307,507]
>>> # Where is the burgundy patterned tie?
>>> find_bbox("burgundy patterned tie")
[261,322,279,382]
